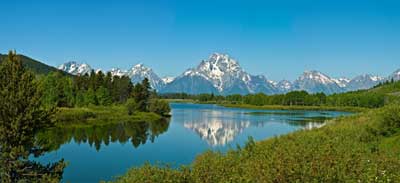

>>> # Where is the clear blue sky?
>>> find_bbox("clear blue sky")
[1,0,399,80]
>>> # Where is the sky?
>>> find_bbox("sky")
[1,0,399,81]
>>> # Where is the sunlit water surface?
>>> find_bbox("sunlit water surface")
[35,103,351,183]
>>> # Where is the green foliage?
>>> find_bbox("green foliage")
[0,53,68,75]
[0,51,65,182]
[40,72,74,107]
[37,70,139,107]
[96,86,112,106]
[108,105,400,183]
[126,98,138,115]
[55,106,162,127]
[378,105,400,136]
[148,99,171,116]
[160,83,400,109]
[105,163,191,183]
[132,78,151,111]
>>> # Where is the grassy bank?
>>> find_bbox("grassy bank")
[106,105,400,182]
[221,103,368,113]
[55,105,163,127]
[165,99,368,112]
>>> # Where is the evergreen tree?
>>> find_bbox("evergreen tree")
[0,51,65,182]
[96,86,112,106]
[84,88,97,105]
[132,78,151,111]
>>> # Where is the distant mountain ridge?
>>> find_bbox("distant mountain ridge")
[57,53,397,95]
[2,52,389,95]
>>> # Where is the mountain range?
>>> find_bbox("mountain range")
[55,53,400,95]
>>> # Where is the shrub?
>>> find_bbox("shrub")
[148,99,171,116]
[379,105,400,136]
[126,98,138,115]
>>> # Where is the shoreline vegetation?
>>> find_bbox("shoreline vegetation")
[164,99,367,113]
[220,103,367,113]
[55,106,164,128]
[0,51,171,182]
[107,104,400,183]
[107,81,400,182]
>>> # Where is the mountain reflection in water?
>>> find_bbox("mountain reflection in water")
[175,105,336,146]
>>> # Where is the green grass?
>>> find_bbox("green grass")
[55,105,162,127]
[221,103,368,113]
[106,105,400,183]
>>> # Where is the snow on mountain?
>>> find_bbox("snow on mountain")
[127,64,165,91]
[388,69,400,81]
[58,61,92,75]
[332,78,350,88]
[276,80,293,93]
[59,62,165,91]
[162,77,175,84]
[293,70,344,94]
[58,57,397,95]
[346,74,384,91]
[110,68,127,77]
[161,53,277,95]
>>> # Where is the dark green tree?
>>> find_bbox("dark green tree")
[148,99,171,116]
[132,78,151,111]
[0,51,65,182]
[96,86,112,106]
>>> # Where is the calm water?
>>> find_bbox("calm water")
[35,103,350,183]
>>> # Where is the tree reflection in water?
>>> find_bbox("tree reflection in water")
[36,119,170,152]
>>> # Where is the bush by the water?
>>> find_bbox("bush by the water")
[107,105,400,183]
[148,99,171,116]
[379,105,400,136]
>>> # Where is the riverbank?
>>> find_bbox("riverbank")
[165,99,368,113]
[106,105,400,182]
[220,103,368,113]
[55,106,163,127]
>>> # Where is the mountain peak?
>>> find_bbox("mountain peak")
[300,70,334,84]
[388,68,400,81]
[58,61,92,75]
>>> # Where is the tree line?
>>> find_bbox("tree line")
[0,51,171,182]
[161,88,389,108]
[39,70,170,116]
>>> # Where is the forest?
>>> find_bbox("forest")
[161,80,400,109]
[0,51,170,182]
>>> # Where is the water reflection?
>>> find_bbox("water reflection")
[184,119,250,146]
[36,119,170,152]
[176,106,336,146]
[33,103,351,182]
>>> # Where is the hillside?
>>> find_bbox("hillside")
[0,53,67,75]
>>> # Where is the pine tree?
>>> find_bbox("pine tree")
[0,51,65,182]
[132,78,151,111]
[96,86,112,106]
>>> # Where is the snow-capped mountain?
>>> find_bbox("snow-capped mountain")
[293,70,344,94]
[161,77,175,84]
[126,64,165,91]
[58,61,92,75]
[276,80,293,93]
[161,53,277,95]
[332,78,350,88]
[346,74,384,91]
[110,68,127,77]
[58,56,398,95]
[59,62,165,91]
[388,69,400,81]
